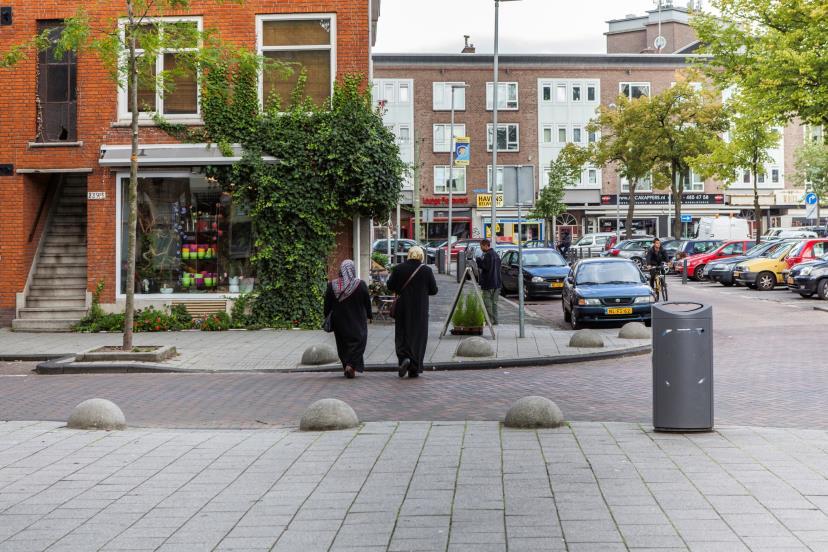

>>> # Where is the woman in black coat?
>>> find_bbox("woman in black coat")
[386,246,438,378]
[324,259,372,378]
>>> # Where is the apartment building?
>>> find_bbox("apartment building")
[0,0,381,329]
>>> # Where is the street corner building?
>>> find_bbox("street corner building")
[0,0,382,330]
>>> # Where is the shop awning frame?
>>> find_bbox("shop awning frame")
[99,143,277,167]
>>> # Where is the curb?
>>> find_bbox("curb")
[814,306,828,313]
[0,354,73,362]
[34,345,651,375]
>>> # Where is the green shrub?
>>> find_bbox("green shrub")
[200,311,231,331]
[451,294,485,328]
[170,303,192,326]
[372,251,389,268]
[134,306,192,332]
[230,293,254,328]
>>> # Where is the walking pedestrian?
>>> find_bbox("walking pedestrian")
[559,230,572,257]
[387,246,438,378]
[475,239,502,325]
[324,259,372,379]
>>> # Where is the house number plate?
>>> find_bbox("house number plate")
[87,192,106,200]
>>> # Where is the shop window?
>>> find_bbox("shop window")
[120,175,255,295]
[486,82,518,110]
[259,15,335,107]
[433,123,466,152]
[433,82,466,111]
[119,17,201,119]
[486,123,519,151]
[434,166,466,194]
[37,21,76,141]
[620,82,651,99]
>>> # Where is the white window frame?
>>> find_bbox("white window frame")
[587,84,597,102]
[486,123,519,152]
[433,82,466,111]
[487,165,507,193]
[588,129,598,143]
[556,83,567,103]
[685,170,704,192]
[434,165,466,194]
[383,82,395,103]
[620,175,653,192]
[117,16,203,122]
[486,82,519,110]
[587,168,597,185]
[542,126,554,144]
[771,168,780,183]
[571,83,582,103]
[397,125,411,145]
[619,82,651,99]
[398,82,410,104]
[256,13,337,110]
[557,126,567,144]
[541,84,552,102]
[433,124,466,153]
[572,126,583,144]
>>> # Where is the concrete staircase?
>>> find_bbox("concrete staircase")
[13,179,88,332]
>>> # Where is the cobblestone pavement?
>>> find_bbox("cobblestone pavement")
[2,420,828,552]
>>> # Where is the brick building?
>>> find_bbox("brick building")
[373,5,808,246]
[0,0,381,329]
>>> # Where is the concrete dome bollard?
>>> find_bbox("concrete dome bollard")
[67,399,126,430]
[455,336,494,358]
[618,322,651,340]
[504,396,564,429]
[301,344,339,366]
[299,399,359,431]
[568,329,605,348]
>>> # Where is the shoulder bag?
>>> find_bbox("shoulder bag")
[389,264,424,320]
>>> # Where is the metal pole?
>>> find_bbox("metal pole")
[682,258,688,285]
[413,129,421,242]
[448,87,456,276]
[396,202,401,242]
[491,0,500,252]
[616,188,620,238]
[516,168,525,338]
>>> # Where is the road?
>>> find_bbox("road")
[1,277,826,429]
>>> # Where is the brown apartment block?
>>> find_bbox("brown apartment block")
[0,0,381,330]
[373,7,807,246]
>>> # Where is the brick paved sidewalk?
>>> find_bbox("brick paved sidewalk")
[2,420,828,551]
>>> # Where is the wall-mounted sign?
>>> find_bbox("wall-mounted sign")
[600,193,725,206]
[422,196,468,206]
[476,193,504,209]
[87,191,106,200]
[453,136,470,167]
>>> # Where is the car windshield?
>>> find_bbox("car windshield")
[575,262,643,285]
[573,236,592,247]
[745,242,775,257]
[788,241,808,257]
[663,241,680,252]
[521,251,566,267]
[763,242,796,258]
[620,240,648,251]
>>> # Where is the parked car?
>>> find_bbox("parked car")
[787,256,828,299]
[372,239,433,264]
[602,238,655,267]
[782,238,828,270]
[495,244,519,257]
[603,233,655,252]
[733,240,800,290]
[561,258,656,330]
[763,227,820,240]
[668,239,723,270]
[572,233,616,257]
[676,240,753,281]
[695,216,751,240]
[705,240,781,286]
[522,240,550,249]
[439,238,482,262]
[499,248,570,299]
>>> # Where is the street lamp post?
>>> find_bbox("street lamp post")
[515,166,525,338]
[447,84,468,276]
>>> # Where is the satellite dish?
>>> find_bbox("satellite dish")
[654,35,667,50]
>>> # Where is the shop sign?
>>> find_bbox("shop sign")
[476,193,504,209]
[422,196,468,206]
[600,193,725,206]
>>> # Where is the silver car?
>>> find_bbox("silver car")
[603,238,656,267]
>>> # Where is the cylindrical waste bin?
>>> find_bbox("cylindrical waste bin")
[436,249,446,275]
[652,302,713,432]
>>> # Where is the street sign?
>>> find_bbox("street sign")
[805,193,818,205]
[680,214,692,223]
[453,136,470,167]
[476,193,504,209]
[654,35,667,50]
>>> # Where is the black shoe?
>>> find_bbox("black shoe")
[408,369,419,378]
[398,358,411,378]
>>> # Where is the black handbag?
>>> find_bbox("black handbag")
[322,312,334,333]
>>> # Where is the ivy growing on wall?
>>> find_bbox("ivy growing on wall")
[158,57,405,328]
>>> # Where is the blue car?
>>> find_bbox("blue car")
[562,258,656,330]
[500,248,570,299]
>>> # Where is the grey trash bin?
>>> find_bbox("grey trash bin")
[436,249,446,275]
[652,302,713,432]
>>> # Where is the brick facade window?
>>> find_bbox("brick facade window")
[37,21,77,141]
[433,124,466,153]
[434,166,466,194]
[620,82,651,99]
[486,123,519,152]
[486,82,518,110]
[257,14,336,107]
[433,82,465,111]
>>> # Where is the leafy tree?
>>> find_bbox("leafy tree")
[529,146,583,245]
[692,93,780,243]
[647,81,729,238]
[793,139,828,202]
[693,0,828,126]
[585,96,659,239]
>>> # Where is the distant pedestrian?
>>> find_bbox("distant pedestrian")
[387,246,438,378]
[475,239,502,325]
[324,259,372,379]
[559,231,572,257]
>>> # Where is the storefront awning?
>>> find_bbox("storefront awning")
[99,143,277,167]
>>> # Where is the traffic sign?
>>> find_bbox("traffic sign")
[680,214,692,223]
[805,193,818,205]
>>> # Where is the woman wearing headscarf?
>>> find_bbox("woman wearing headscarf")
[324,259,372,378]
[386,246,438,378]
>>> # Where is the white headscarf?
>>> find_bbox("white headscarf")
[332,259,360,300]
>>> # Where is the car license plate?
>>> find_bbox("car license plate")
[787,276,794,285]
[549,282,563,288]
[733,271,741,279]
[606,307,633,315]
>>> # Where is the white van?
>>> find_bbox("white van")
[695,217,751,240]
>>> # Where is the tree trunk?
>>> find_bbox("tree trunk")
[123,4,138,351]
[625,180,637,240]
[752,164,762,244]
[672,165,683,240]
[550,216,557,248]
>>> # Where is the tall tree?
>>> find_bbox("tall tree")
[693,0,828,127]
[584,95,659,240]
[792,137,828,202]
[647,81,729,238]
[528,146,583,246]
[692,93,781,243]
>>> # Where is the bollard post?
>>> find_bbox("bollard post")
[682,258,688,285]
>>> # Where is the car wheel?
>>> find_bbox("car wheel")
[644,319,652,328]
[563,303,571,322]
[722,281,733,287]
[570,311,580,330]
[522,286,531,302]
[818,279,828,301]
[756,271,776,291]
[694,265,706,281]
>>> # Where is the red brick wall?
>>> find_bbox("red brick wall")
[0,0,371,310]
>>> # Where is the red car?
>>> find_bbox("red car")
[784,238,828,269]
[679,240,753,281]
[443,238,482,261]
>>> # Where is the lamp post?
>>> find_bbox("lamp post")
[514,165,525,338]
[447,83,468,276]
[491,0,521,252]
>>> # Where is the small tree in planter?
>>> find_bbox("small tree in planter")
[451,294,485,335]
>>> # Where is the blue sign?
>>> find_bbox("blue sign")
[680,214,692,223]
[806,193,819,205]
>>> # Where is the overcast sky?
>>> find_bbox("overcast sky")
[374,0,664,54]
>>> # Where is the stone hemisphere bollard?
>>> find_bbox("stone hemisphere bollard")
[301,344,339,366]
[67,398,126,430]
[504,396,564,429]
[299,399,359,431]
[568,329,604,348]
[618,322,651,340]
[455,336,495,358]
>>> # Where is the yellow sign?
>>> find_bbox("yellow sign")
[476,193,504,209]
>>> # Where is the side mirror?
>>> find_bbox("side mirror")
[567,276,575,285]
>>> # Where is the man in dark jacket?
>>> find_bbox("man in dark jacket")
[559,231,572,257]
[645,238,669,288]
[476,239,502,325]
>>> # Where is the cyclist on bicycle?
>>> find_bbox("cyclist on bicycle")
[645,238,669,289]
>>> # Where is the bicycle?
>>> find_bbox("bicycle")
[645,263,669,302]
